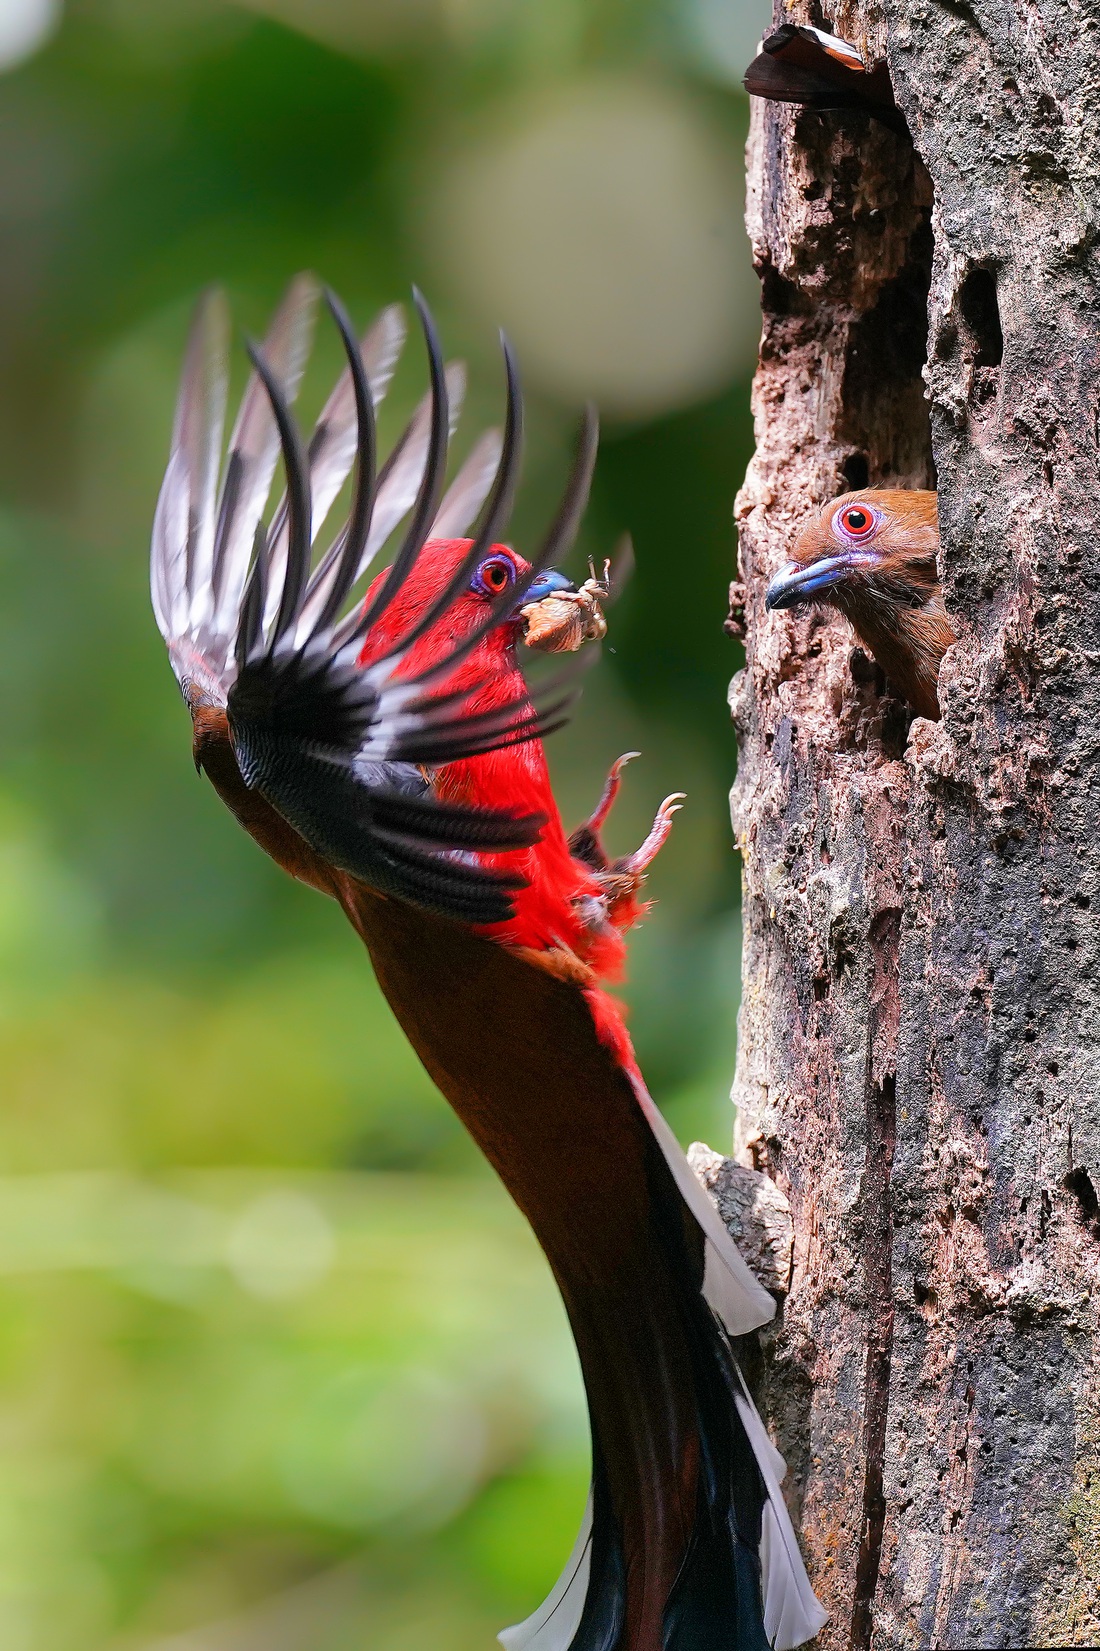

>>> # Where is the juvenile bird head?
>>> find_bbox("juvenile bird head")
[765,488,954,721]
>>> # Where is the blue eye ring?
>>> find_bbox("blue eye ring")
[472,554,517,597]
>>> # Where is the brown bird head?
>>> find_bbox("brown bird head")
[765,488,954,721]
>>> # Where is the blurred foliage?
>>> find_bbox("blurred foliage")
[0,0,766,1644]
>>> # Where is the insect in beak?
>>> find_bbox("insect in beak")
[521,562,609,654]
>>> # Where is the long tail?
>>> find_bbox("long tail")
[345,886,827,1651]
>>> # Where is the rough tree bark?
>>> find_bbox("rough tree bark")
[726,5,1100,1647]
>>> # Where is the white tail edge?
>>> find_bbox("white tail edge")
[629,1077,777,1336]
[734,1377,829,1650]
[498,1493,593,1651]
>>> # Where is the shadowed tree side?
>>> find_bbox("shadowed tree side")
[729,5,1100,1647]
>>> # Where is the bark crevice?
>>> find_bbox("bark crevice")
[852,1070,897,1651]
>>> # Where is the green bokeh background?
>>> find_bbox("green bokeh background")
[0,1,765,1644]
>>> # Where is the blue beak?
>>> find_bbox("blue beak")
[765,555,850,611]
[516,568,576,611]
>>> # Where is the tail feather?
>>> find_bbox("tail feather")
[633,1073,826,1647]
[350,894,826,1651]
[499,1497,593,1651]
[629,1079,776,1336]
[661,1307,771,1651]
[499,1121,824,1651]
[498,1104,824,1651]
[734,1382,830,1651]
[500,1468,625,1651]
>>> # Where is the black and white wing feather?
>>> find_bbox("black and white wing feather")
[152,278,597,924]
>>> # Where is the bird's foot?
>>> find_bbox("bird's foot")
[616,792,686,877]
[587,751,641,835]
[568,754,685,883]
[571,781,686,940]
[567,751,640,868]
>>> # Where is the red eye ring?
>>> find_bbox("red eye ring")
[835,504,878,542]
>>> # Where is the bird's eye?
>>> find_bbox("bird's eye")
[835,504,879,543]
[472,556,516,597]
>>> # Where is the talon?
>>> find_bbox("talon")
[585,750,641,837]
[619,792,686,876]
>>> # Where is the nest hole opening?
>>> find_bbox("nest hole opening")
[958,265,1004,368]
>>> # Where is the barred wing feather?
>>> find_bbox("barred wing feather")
[151,278,594,925]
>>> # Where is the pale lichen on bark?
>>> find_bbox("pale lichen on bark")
[727,3,1100,1646]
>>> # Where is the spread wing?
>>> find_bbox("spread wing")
[152,277,597,924]
[152,273,414,707]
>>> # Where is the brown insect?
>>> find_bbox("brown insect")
[522,557,612,654]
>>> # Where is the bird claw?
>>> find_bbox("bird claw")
[618,793,686,876]
[568,752,684,931]
[570,752,685,865]
[568,760,685,938]
[585,750,641,837]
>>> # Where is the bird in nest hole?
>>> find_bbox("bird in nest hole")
[765,489,955,722]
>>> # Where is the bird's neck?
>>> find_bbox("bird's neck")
[845,591,954,722]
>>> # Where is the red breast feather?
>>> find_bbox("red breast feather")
[358,538,633,1056]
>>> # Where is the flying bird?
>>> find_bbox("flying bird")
[765,488,953,721]
[743,23,908,136]
[152,275,827,1651]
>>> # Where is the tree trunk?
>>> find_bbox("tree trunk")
[728,6,1100,1647]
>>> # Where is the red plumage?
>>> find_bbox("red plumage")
[153,282,827,1651]
[358,535,635,1062]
